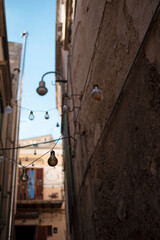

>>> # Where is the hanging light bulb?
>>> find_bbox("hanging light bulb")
[4,104,12,114]
[19,159,22,165]
[48,151,58,167]
[63,105,68,111]
[90,84,103,102]
[20,167,29,182]
[32,163,34,167]
[0,156,4,163]
[34,150,37,155]
[56,122,59,127]
[28,111,35,120]
[44,111,50,119]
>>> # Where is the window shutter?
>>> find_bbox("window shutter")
[35,168,43,199]
[36,226,47,240]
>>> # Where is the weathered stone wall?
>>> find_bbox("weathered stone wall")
[67,0,160,239]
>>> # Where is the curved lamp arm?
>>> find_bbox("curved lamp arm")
[41,71,67,83]
[37,71,67,96]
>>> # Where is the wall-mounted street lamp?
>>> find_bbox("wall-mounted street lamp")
[36,71,67,96]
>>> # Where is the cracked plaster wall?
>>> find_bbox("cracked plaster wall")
[67,1,160,239]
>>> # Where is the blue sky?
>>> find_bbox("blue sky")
[5,0,61,140]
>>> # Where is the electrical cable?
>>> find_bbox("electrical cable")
[0,97,61,113]
[25,135,62,168]
[0,136,70,151]
[12,102,61,113]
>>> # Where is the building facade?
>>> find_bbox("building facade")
[0,1,22,239]
[15,135,66,240]
[56,1,160,240]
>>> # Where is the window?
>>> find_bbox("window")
[18,168,43,200]
[53,227,58,234]
[47,226,52,236]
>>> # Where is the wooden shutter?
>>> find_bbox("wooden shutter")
[36,226,47,240]
[35,168,43,200]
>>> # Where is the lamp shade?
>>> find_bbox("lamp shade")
[36,80,48,96]
[48,151,58,167]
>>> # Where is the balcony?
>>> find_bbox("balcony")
[16,199,63,218]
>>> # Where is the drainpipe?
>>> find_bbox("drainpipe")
[8,31,28,240]
[0,101,15,238]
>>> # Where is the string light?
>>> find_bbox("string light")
[0,97,61,120]
[48,151,58,167]
[34,150,37,155]
[44,111,50,119]
[28,111,35,120]
[20,167,29,182]
[56,122,59,127]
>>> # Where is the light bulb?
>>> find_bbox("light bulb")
[0,156,4,163]
[20,168,29,182]
[48,151,58,167]
[90,85,103,102]
[28,111,35,120]
[4,104,12,114]
[56,122,59,127]
[44,111,50,119]
[34,150,37,155]
[63,105,68,111]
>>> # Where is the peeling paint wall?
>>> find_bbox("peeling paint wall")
[67,0,160,239]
